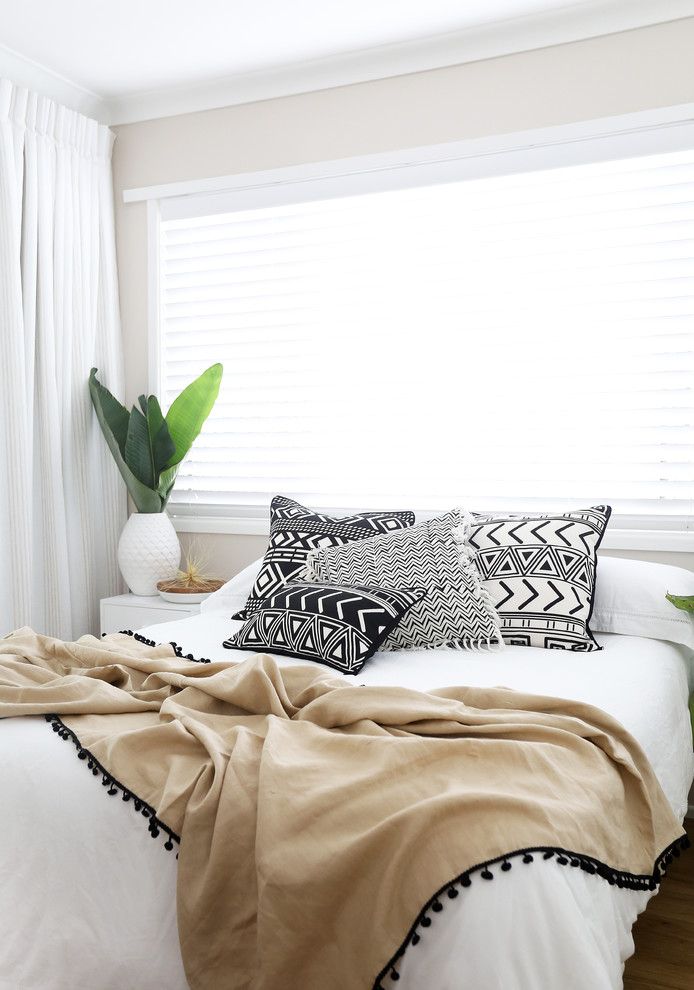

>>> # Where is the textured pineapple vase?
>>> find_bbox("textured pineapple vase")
[117,512,181,597]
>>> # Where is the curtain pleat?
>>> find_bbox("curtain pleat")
[0,79,126,639]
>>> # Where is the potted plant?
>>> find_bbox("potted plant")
[90,364,223,596]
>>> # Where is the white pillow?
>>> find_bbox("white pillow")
[200,559,263,615]
[593,555,694,648]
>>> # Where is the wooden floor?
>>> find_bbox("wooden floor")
[623,821,694,990]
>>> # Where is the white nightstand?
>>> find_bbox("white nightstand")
[100,594,202,635]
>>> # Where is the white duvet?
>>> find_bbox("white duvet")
[1,609,692,990]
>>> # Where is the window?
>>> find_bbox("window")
[141,109,694,538]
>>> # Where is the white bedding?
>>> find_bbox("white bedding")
[1,610,692,990]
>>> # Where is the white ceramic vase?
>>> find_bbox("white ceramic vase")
[117,512,181,597]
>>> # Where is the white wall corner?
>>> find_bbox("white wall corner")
[0,43,110,123]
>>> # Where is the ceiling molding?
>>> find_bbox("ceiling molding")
[1,0,691,127]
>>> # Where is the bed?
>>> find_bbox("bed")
[1,502,693,990]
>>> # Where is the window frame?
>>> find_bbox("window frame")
[128,102,694,550]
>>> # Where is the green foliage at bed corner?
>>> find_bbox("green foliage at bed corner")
[665,593,694,613]
[89,364,223,513]
[665,595,694,748]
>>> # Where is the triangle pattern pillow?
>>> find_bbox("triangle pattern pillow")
[225,582,426,674]
[460,505,611,651]
[232,496,415,621]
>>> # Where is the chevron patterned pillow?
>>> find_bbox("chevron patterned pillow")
[224,582,426,674]
[460,505,612,651]
[304,508,502,651]
[232,496,415,621]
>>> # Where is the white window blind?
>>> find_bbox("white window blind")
[155,142,694,529]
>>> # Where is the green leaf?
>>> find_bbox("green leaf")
[666,593,694,612]
[125,406,156,490]
[164,363,223,469]
[146,396,176,478]
[156,464,181,508]
[89,369,129,458]
[89,369,163,513]
[124,398,177,495]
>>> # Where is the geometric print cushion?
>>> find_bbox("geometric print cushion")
[224,582,427,675]
[232,496,415,621]
[460,505,611,651]
[305,508,502,651]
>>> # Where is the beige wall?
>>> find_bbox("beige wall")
[112,18,694,579]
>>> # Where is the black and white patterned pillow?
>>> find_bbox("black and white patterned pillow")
[224,582,426,674]
[305,508,501,651]
[460,505,611,651]
[232,496,415,621]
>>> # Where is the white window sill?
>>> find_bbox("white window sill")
[169,514,694,553]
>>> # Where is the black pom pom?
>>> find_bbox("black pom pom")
[421,916,432,928]
[523,854,533,864]
[501,861,512,872]
[447,886,459,899]
[481,869,493,880]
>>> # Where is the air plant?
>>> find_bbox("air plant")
[157,543,224,595]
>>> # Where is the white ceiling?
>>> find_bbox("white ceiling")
[0,0,691,124]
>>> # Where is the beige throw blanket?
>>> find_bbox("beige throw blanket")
[0,628,686,990]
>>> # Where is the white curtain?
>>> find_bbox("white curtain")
[0,79,126,640]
